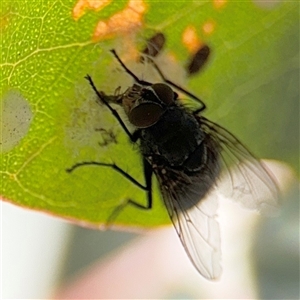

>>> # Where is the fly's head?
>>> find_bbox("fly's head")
[122,83,178,128]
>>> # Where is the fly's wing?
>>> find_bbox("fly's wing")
[158,116,279,280]
[161,182,222,280]
[200,117,280,215]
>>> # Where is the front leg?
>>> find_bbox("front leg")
[85,74,139,143]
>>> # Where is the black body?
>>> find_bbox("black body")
[140,105,220,211]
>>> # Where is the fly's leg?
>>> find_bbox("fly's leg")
[106,158,153,225]
[66,161,146,190]
[110,48,206,113]
[147,56,207,113]
[66,159,153,226]
[110,49,152,86]
[85,74,140,143]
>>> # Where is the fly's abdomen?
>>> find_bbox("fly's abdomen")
[152,133,221,211]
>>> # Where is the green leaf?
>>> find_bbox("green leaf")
[1,1,298,227]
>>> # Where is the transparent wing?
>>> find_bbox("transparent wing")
[161,185,222,280]
[199,116,280,215]
[157,116,279,280]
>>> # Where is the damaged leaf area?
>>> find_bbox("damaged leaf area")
[0,1,298,228]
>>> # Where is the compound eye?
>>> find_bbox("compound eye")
[151,83,174,105]
[129,103,164,128]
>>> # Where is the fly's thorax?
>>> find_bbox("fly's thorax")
[140,106,205,167]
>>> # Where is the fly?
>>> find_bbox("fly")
[67,49,279,280]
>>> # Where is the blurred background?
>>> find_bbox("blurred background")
[2,163,299,299]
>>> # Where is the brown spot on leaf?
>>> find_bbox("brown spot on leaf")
[72,0,111,21]
[213,0,227,9]
[182,26,202,53]
[202,20,216,35]
[93,0,147,41]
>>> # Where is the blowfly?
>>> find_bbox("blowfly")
[67,49,279,280]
